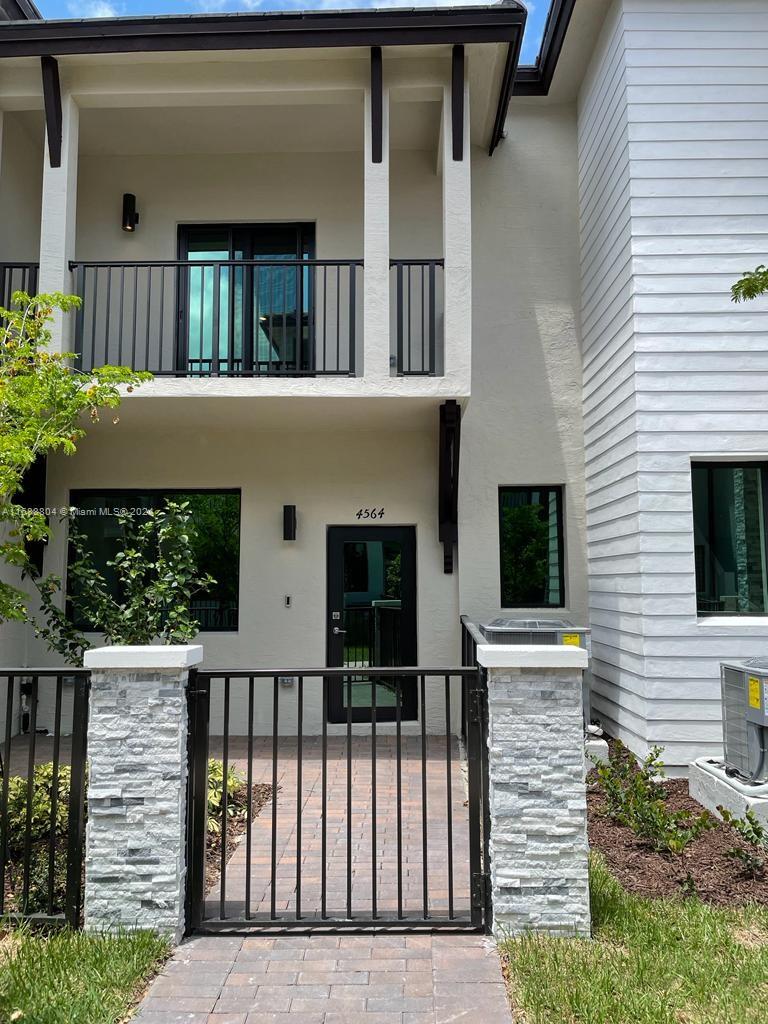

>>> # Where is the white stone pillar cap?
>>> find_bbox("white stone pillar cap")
[476,644,588,670]
[83,645,204,670]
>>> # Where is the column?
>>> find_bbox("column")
[477,644,591,938]
[441,79,472,387]
[363,73,391,381]
[83,645,203,941]
[38,91,79,354]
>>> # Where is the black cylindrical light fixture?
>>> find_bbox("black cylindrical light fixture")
[122,193,139,232]
[283,505,297,541]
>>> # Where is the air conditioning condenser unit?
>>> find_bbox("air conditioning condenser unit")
[720,658,768,785]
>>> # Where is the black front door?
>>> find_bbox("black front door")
[178,223,315,376]
[327,526,417,723]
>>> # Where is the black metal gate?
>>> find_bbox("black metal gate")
[0,670,89,928]
[185,667,489,933]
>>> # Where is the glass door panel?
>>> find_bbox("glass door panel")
[184,229,233,376]
[179,224,314,376]
[327,526,417,723]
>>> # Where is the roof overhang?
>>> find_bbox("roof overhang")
[0,4,528,156]
[0,0,41,21]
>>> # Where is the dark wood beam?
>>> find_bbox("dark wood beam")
[40,54,62,168]
[439,400,461,574]
[370,45,383,164]
[451,44,465,162]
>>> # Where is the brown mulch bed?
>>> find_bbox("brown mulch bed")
[588,772,768,907]
[205,782,272,893]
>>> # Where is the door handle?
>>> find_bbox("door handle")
[333,626,347,635]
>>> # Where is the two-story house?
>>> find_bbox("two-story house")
[1,0,767,771]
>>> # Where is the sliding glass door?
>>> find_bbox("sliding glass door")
[178,223,315,376]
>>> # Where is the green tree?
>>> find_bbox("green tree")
[732,265,768,303]
[0,291,149,622]
[30,501,216,658]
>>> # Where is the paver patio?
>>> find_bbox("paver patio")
[204,735,472,923]
[134,931,513,1023]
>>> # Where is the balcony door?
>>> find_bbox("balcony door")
[178,223,314,376]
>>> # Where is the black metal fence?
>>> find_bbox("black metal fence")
[0,263,39,309]
[186,666,489,933]
[391,259,444,376]
[0,670,89,928]
[69,259,362,377]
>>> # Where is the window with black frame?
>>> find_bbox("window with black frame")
[67,490,241,631]
[498,486,565,608]
[692,462,768,616]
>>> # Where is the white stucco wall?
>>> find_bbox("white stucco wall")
[0,111,42,263]
[578,0,768,767]
[33,414,460,735]
[460,105,589,631]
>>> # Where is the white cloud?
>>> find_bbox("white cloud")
[67,1,120,15]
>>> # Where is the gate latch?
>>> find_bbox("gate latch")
[469,688,486,725]
[471,872,490,909]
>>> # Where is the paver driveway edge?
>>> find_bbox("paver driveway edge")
[133,931,514,1023]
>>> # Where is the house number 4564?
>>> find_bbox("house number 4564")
[356,508,385,520]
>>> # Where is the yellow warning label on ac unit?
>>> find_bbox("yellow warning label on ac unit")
[748,676,762,710]
[562,634,582,647]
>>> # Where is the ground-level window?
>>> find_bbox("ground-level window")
[692,462,768,616]
[67,490,241,631]
[498,486,565,608]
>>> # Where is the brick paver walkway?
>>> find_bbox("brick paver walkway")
[134,736,511,1022]
[134,931,514,1023]
[205,736,471,923]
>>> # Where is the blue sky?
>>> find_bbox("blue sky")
[35,1,550,66]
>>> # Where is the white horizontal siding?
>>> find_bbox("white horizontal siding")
[579,0,647,755]
[578,0,768,766]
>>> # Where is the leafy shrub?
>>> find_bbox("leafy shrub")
[3,757,243,916]
[594,742,715,856]
[3,763,72,858]
[719,807,768,878]
[206,759,248,837]
[2,763,73,914]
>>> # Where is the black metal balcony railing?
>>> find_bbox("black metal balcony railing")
[391,259,444,376]
[69,260,363,377]
[2,259,446,379]
[0,263,39,310]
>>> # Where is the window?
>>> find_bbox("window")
[692,463,768,616]
[67,490,241,631]
[498,486,565,608]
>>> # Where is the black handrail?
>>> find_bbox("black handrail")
[0,263,39,308]
[69,258,363,379]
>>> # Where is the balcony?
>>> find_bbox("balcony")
[70,259,362,378]
[62,258,444,380]
[2,255,449,387]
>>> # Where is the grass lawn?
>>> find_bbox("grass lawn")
[501,855,768,1024]
[0,926,170,1024]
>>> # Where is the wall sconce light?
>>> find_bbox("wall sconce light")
[122,193,139,232]
[283,505,297,541]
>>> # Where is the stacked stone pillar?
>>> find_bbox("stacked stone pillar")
[476,645,591,938]
[82,645,202,941]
